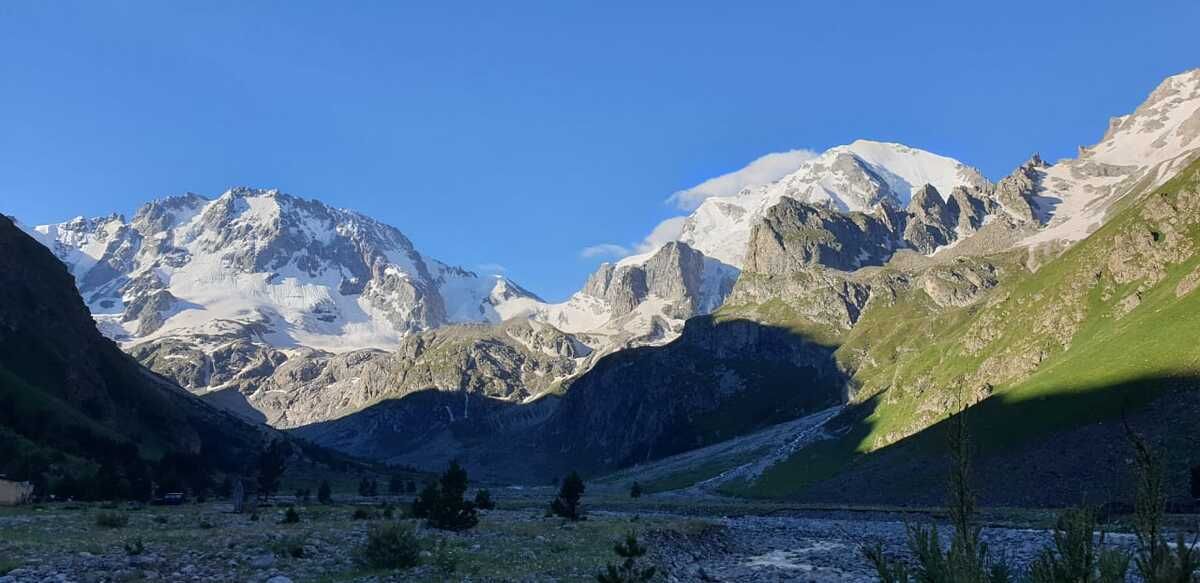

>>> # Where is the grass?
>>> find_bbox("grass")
[729,159,1200,498]
[0,499,713,582]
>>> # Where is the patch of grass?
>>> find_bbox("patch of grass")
[94,511,129,529]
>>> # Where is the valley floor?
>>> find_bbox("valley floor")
[2,492,1186,582]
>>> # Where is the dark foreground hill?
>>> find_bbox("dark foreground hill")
[0,214,274,496]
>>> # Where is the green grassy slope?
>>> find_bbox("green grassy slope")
[734,158,1200,502]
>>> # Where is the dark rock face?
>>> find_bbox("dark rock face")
[0,214,266,472]
[542,316,847,472]
[743,198,900,273]
[903,185,955,253]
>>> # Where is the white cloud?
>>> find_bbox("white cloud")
[667,148,818,210]
[580,243,630,259]
[475,263,507,274]
[634,216,687,254]
[579,147,817,262]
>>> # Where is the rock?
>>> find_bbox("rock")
[249,554,276,569]
[265,577,293,583]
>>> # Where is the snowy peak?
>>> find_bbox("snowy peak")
[1027,68,1200,245]
[1091,69,1200,166]
[30,188,538,352]
[677,140,990,267]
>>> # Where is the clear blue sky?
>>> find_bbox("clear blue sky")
[2,1,1198,300]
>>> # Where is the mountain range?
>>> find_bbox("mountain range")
[12,68,1200,500]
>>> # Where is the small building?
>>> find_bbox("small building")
[0,477,34,506]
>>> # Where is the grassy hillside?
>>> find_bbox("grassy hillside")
[731,158,1200,502]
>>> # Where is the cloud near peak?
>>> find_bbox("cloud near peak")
[667,148,818,210]
[579,216,688,261]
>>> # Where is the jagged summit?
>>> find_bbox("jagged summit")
[675,140,991,268]
[26,187,538,353]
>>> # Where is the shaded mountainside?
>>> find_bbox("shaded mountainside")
[732,158,1200,505]
[0,214,272,487]
[289,316,847,482]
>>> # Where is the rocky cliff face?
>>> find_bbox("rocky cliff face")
[131,318,599,429]
[541,315,846,471]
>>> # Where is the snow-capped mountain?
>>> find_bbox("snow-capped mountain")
[519,140,1001,348]
[678,140,992,267]
[1027,69,1200,245]
[26,187,539,352]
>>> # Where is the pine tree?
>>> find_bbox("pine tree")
[317,480,332,505]
[629,482,642,499]
[256,440,289,501]
[551,470,585,520]
[426,461,478,531]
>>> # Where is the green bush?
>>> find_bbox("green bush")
[433,538,458,575]
[95,511,129,528]
[123,538,145,556]
[862,411,1013,583]
[1129,432,1200,582]
[352,507,375,520]
[271,535,307,559]
[597,531,656,583]
[1028,507,1129,583]
[357,523,422,569]
[282,506,300,524]
[474,489,495,510]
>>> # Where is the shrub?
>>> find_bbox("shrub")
[381,504,395,519]
[317,480,332,505]
[629,482,642,499]
[352,507,375,520]
[358,523,422,569]
[152,515,168,525]
[358,477,379,497]
[597,531,656,583]
[1128,430,1200,582]
[412,482,438,519]
[199,518,215,529]
[551,471,585,521]
[95,511,129,529]
[862,408,1013,583]
[1028,507,1129,583]
[123,538,145,556]
[474,489,495,511]
[433,538,458,575]
[271,535,307,559]
[282,506,300,524]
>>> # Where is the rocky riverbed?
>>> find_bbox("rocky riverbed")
[652,513,1144,582]
[0,499,1161,582]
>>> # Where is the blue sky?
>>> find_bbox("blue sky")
[2,1,1198,301]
